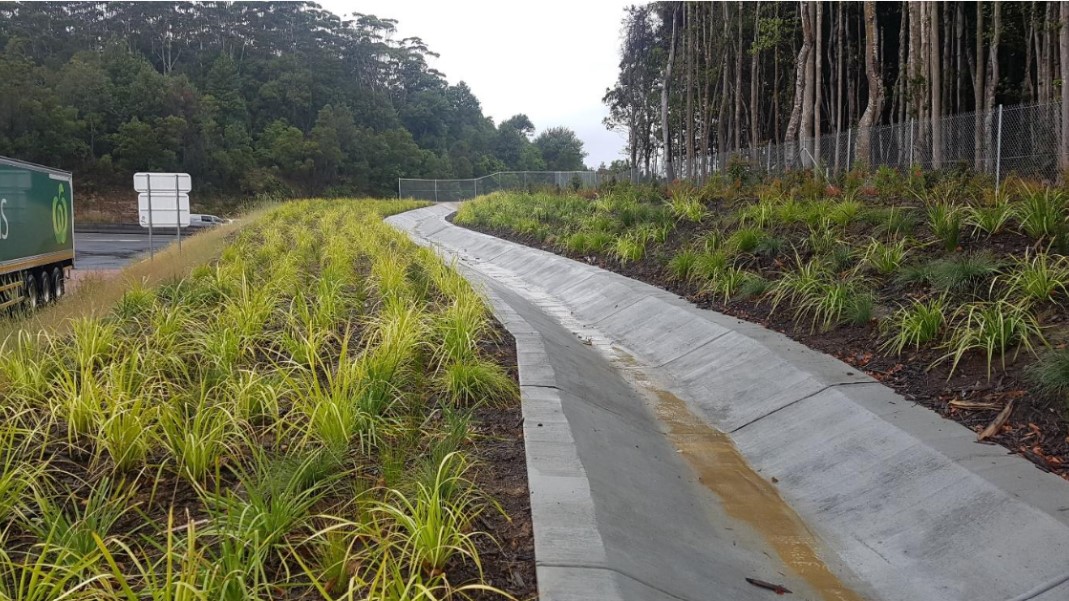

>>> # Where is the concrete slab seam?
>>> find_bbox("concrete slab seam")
[536,563,691,601]
[728,380,876,434]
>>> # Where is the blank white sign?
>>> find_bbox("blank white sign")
[138,192,190,228]
[133,172,191,193]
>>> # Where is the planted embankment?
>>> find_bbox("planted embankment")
[0,199,534,599]
[391,202,1069,601]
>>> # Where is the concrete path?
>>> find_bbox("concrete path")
[387,204,1069,601]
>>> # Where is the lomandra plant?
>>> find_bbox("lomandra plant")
[997,251,1069,304]
[371,452,487,576]
[927,203,963,251]
[881,296,948,355]
[940,300,1045,378]
[862,238,910,275]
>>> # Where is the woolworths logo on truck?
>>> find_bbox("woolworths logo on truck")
[52,183,69,243]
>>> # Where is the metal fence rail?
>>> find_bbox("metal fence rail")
[604,100,1065,185]
[399,171,598,202]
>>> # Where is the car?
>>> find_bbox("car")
[187,214,232,228]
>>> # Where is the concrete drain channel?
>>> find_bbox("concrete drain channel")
[387,204,1069,601]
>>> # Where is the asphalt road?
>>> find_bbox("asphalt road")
[74,231,176,270]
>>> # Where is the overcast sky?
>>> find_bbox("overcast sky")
[318,0,634,169]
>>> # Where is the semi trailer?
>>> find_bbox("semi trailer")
[0,156,74,309]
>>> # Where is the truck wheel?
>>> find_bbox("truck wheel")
[51,267,64,300]
[38,271,52,305]
[23,273,38,310]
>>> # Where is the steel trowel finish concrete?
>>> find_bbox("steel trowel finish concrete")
[387,205,1069,601]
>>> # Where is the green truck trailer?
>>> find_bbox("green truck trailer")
[0,156,74,309]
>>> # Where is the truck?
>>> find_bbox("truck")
[0,156,75,309]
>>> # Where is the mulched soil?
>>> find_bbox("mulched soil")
[458,213,1069,482]
[461,321,537,599]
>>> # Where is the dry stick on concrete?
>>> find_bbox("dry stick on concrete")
[745,577,792,595]
[978,399,1016,442]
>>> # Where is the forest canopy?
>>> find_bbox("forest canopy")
[0,1,588,197]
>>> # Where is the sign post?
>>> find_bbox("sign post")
[134,173,192,258]
[146,176,153,259]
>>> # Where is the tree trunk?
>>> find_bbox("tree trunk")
[983,1,1001,173]
[813,1,823,168]
[835,2,845,171]
[972,1,986,169]
[661,6,678,182]
[751,1,761,149]
[785,1,812,164]
[734,5,744,152]
[856,1,883,166]
[931,1,943,167]
[1060,1,1069,172]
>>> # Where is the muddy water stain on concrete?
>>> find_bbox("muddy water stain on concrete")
[648,385,866,601]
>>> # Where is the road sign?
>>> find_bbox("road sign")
[138,192,190,228]
[133,172,191,193]
[133,172,192,257]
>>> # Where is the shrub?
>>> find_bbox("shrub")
[1017,187,1067,241]
[613,235,646,263]
[727,226,765,254]
[899,253,1002,293]
[881,296,948,355]
[667,192,706,223]
[1025,348,1069,405]
[940,300,1045,378]
[667,249,700,281]
[997,252,1069,304]
[927,203,963,251]
[693,250,730,280]
[965,203,1014,237]
[872,206,918,238]
[863,238,909,275]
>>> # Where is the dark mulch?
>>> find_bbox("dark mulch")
[459,219,1069,482]
[462,321,537,599]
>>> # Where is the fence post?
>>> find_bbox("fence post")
[397,178,400,199]
[846,130,852,172]
[434,179,438,203]
[908,118,914,167]
[996,104,1004,190]
[767,141,772,171]
[473,177,478,198]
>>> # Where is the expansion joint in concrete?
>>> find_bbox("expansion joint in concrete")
[537,562,692,601]
[729,380,873,434]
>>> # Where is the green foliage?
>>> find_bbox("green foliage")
[882,296,948,355]
[1017,187,1068,241]
[965,202,1014,237]
[0,4,566,197]
[997,252,1069,304]
[927,203,963,251]
[439,360,518,406]
[667,249,701,281]
[1025,348,1069,405]
[667,191,706,222]
[940,301,1045,377]
[899,253,1002,292]
[862,238,910,275]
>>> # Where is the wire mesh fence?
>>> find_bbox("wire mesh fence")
[605,100,1065,185]
[398,171,598,201]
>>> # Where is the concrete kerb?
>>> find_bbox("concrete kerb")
[447,258,626,599]
[389,204,1069,601]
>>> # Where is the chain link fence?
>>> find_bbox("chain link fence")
[605,100,1065,185]
[398,171,598,202]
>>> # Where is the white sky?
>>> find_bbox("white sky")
[318,0,635,169]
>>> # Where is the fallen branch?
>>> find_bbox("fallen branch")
[977,399,1015,442]
[746,577,792,595]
